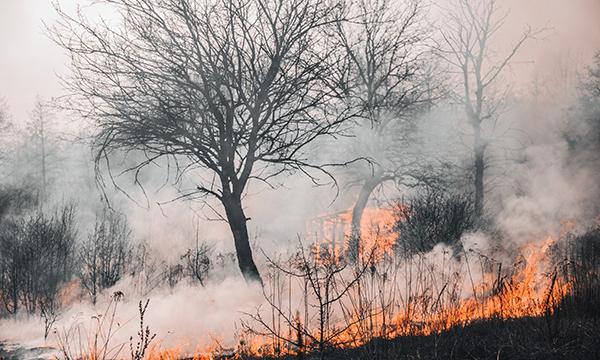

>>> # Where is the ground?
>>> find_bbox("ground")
[253,316,600,360]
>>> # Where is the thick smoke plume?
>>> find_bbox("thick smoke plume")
[0,0,599,358]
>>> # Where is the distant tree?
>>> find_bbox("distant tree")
[164,263,184,289]
[52,0,352,284]
[0,221,22,314]
[0,97,13,163]
[27,97,54,204]
[0,185,36,222]
[0,99,5,121]
[0,98,8,130]
[334,0,435,259]
[0,185,36,315]
[19,206,77,314]
[6,96,62,205]
[436,0,538,219]
[129,241,165,297]
[78,209,132,305]
[563,52,600,211]
[181,239,213,287]
[566,52,600,160]
[0,204,76,317]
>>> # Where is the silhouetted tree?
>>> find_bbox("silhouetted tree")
[566,52,600,163]
[436,0,537,218]
[333,0,436,259]
[0,97,13,163]
[27,97,54,204]
[78,209,132,305]
[181,239,213,287]
[0,204,76,317]
[52,0,352,283]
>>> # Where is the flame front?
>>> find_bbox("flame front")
[149,208,572,359]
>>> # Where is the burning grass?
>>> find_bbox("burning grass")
[141,209,596,360]
[245,238,569,352]
[11,207,598,360]
[145,241,592,359]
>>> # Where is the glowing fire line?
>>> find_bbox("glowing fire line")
[148,208,569,359]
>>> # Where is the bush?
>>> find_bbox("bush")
[0,204,76,317]
[0,185,37,221]
[180,240,213,287]
[394,189,474,256]
[556,226,600,317]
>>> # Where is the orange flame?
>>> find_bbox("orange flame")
[149,208,572,358]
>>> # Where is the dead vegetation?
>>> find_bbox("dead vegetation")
[0,0,599,359]
[238,225,600,360]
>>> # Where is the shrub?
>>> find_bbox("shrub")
[556,226,600,317]
[394,189,475,256]
[0,204,76,317]
[180,240,213,287]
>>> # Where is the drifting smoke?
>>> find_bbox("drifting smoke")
[0,0,599,358]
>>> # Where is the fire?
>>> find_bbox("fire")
[147,343,218,360]
[387,236,570,337]
[308,207,397,261]
[141,209,573,359]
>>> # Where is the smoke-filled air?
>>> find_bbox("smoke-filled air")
[0,0,599,359]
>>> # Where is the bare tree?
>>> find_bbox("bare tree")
[0,222,23,314]
[40,294,60,340]
[164,263,184,288]
[27,96,57,205]
[22,206,77,314]
[0,186,35,315]
[78,209,132,305]
[0,97,13,163]
[181,238,213,287]
[129,241,165,296]
[52,0,352,284]
[0,98,8,132]
[436,0,537,218]
[0,99,6,123]
[564,52,600,211]
[0,204,76,318]
[244,242,372,359]
[333,0,434,257]
[566,52,600,159]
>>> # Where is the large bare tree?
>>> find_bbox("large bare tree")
[334,0,433,256]
[52,0,349,283]
[436,0,536,218]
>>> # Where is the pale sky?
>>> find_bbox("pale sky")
[0,0,67,123]
[1,0,599,124]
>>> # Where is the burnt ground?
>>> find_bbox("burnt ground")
[251,316,600,360]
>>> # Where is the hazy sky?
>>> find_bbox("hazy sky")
[1,0,599,124]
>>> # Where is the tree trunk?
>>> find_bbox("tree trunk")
[473,125,485,218]
[223,195,262,284]
[349,174,384,262]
